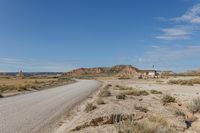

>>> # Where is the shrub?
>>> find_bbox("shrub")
[115,85,120,87]
[30,85,37,90]
[85,103,96,113]
[115,85,132,90]
[96,98,105,105]
[168,79,193,86]
[150,90,162,94]
[134,105,148,113]
[188,97,200,113]
[115,120,157,133]
[118,76,130,80]
[175,110,185,117]
[148,115,168,126]
[122,89,149,96]
[162,94,176,104]
[17,86,27,91]
[98,89,111,97]
[116,93,126,100]
[156,127,177,133]
[0,85,17,92]
[107,84,112,87]
[103,84,112,90]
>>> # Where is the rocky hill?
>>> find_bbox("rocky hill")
[64,65,140,77]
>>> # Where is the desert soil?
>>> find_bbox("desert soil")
[55,76,200,133]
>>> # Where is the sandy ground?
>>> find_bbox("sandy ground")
[0,80,101,133]
[55,77,200,133]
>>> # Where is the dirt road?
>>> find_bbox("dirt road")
[0,80,101,133]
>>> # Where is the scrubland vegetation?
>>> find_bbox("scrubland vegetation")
[0,76,74,97]
[188,97,200,113]
[41,76,200,133]
[162,94,176,104]
[85,103,96,113]
[168,78,200,86]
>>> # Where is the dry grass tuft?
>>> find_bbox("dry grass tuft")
[174,110,185,117]
[134,105,148,113]
[115,120,157,133]
[116,93,126,100]
[98,89,111,97]
[162,94,176,104]
[148,115,168,126]
[96,98,105,105]
[84,103,96,113]
[150,90,162,94]
[168,79,193,86]
[115,85,132,90]
[122,89,149,96]
[188,97,200,113]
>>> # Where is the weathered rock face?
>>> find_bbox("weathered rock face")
[64,65,140,77]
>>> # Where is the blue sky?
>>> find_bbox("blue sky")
[1,0,200,72]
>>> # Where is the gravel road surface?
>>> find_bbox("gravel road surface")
[0,80,101,133]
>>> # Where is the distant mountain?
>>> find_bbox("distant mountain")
[0,72,63,77]
[64,65,140,77]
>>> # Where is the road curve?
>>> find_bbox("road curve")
[0,80,101,133]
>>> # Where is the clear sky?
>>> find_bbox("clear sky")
[1,0,200,72]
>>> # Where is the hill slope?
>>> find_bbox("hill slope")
[64,65,140,77]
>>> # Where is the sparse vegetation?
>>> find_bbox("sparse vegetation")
[118,76,130,80]
[115,120,157,133]
[98,88,111,97]
[0,77,74,95]
[107,84,112,87]
[96,98,105,105]
[115,85,132,90]
[104,84,112,90]
[188,97,200,113]
[168,79,193,86]
[134,105,148,113]
[116,93,126,100]
[175,110,185,117]
[85,103,96,113]
[156,127,177,133]
[122,89,149,96]
[148,115,168,126]
[162,94,176,104]
[150,90,162,94]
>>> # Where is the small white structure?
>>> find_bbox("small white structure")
[138,70,158,78]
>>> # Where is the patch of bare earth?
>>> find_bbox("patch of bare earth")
[55,77,200,133]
